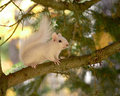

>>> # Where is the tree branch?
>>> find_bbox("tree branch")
[0,43,2,76]
[0,22,20,46]
[32,0,100,12]
[0,0,12,12]
[7,40,120,88]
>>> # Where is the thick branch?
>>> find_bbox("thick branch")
[0,45,2,76]
[32,0,100,12]
[7,40,120,88]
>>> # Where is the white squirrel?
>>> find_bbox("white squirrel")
[19,16,69,68]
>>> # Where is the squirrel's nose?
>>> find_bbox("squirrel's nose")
[66,44,69,47]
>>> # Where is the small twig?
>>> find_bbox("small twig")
[11,0,22,11]
[0,3,38,46]
[0,3,38,27]
[27,3,38,13]
[0,6,6,12]
[0,24,11,27]
[0,0,11,8]
[0,0,12,12]
[0,22,18,27]
[0,22,20,46]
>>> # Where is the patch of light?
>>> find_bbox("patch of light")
[20,26,33,38]
[0,3,16,24]
[23,78,34,85]
[84,71,92,84]
[74,42,77,46]
[80,0,90,3]
[20,0,35,11]
[89,63,102,68]
[46,73,66,89]
[64,10,71,15]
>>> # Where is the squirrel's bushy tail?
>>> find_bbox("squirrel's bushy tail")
[19,16,52,58]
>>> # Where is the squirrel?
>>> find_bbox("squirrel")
[19,16,69,68]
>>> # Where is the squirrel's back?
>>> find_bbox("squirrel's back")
[19,16,52,61]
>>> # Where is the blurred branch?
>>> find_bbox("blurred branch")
[32,0,100,12]
[0,0,12,12]
[11,0,22,12]
[0,44,2,76]
[0,22,18,27]
[0,0,22,12]
[0,22,20,46]
[57,70,91,94]
[0,3,38,46]
[7,40,120,88]
[27,75,45,95]
[0,3,38,27]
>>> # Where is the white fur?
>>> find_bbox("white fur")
[19,16,69,68]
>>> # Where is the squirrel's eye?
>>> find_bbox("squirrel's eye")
[59,40,62,43]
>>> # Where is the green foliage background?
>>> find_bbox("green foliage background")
[1,0,120,96]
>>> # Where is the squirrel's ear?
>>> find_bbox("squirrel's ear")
[52,32,58,41]
[58,33,62,36]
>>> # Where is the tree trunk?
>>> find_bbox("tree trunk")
[0,39,8,96]
[0,74,8,96]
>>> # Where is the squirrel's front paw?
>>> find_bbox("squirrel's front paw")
[54,59,61,65]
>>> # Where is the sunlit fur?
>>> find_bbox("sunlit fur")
[19,16,69,68]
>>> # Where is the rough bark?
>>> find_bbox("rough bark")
[7,40,120,88]
[0,74,8,96]
[0,37,2,76]
[32,0,100,12]
[0,38,7,96]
